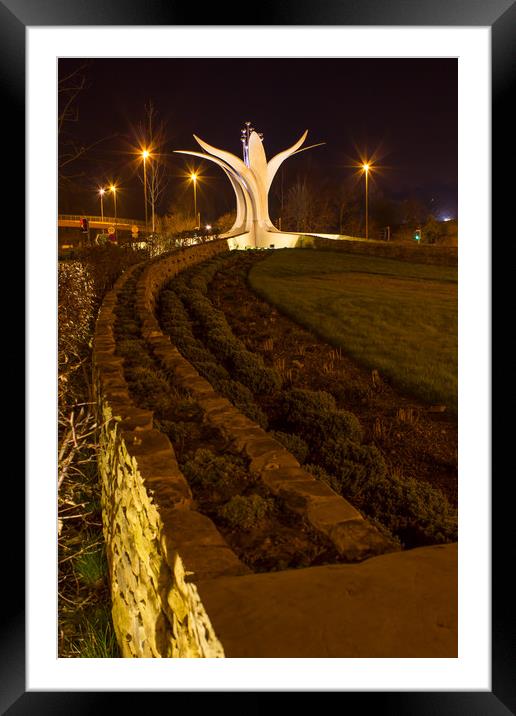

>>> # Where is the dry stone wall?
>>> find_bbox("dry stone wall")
[94,240,395,658]
[93,256,247,658]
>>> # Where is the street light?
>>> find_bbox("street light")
[98,188,105,222]
[110,184,117,240]
[141,149,150,237]
[190,172,198,228]
[362,162,370,239]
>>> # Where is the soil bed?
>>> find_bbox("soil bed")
[209,251,458,508]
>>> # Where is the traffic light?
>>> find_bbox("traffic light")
[80,217,89,233]
[414,228,421,242]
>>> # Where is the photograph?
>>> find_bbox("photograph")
[57,56,459,659]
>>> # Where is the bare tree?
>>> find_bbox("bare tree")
[138,101,169,233]
[215,211,237,233]
[283,176,335,233]
[58,62,117,186]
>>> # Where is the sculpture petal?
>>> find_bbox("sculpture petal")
[221,166,249,232]
[175,149,255,232]
[193,135,248,176]
[249,131,267,179]
[266,130,308,191]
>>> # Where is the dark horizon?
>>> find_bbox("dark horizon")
[58,58,457,224]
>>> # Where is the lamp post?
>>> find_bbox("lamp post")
[190,172,198,228]
[362,163,370,240]
[141,149,149,237]
[110,184,117,240]
[98,188,105,222]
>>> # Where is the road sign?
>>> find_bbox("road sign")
[131,225,139,235]
[108,226,115,234]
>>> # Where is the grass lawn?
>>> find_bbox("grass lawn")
[249,249,457,411]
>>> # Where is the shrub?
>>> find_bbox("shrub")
[272,431,309,463]
[181,345,215,364]
[318,438,387,494]
[216,379,269,429]
[281,389,362,444]
[205,327,242,361]
[218,494,274,530]
[216,379,255,405]
[170,398,203,423]
[182,448,247,493]
[236,401,269,429]
[125,366,171,412]
[360,470,458,546]
[283,388,337,419]
[117,338,155,369]
[165,420,197,453]
[314,409,363,446]
[304,463,341,492]
[196,361,230,383]
[235,361,283,396]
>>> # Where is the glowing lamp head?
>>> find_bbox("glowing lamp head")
[362,163,370,173]
[190,173,197,182]
[110,185,117,193]
[142,149,150,159]
[99,188,105,195]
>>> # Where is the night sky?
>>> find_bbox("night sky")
[58,58,457,223]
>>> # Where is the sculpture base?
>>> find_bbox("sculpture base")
[223,228,343,250]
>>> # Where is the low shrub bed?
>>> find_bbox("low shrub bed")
[113,269,339,572]
[157,251,458,548]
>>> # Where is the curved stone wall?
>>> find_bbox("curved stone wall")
[93,241,458,658]
[93,255,239,658]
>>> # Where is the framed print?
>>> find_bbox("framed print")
[7,0,512,710]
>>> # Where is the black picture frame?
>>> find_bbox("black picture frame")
[9,0,511,711]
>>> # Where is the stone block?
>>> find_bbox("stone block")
[305,497,363,529]
[117,407,154,431]
[134,452,181,480]
[174,544,251,582]
[106,398,133,419]
[160,509,230,551]
[104,388,132,406]
[188,377,216,396]
[228,426,268,451]
[145,477,193,509]
[260,466,314,493]
[278,480,340,513]
[101,375,128,392]
[326,519,398,561]
[249,445,300,473]
[122,429,175,459]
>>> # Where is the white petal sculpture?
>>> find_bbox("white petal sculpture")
[175,125,327,249]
